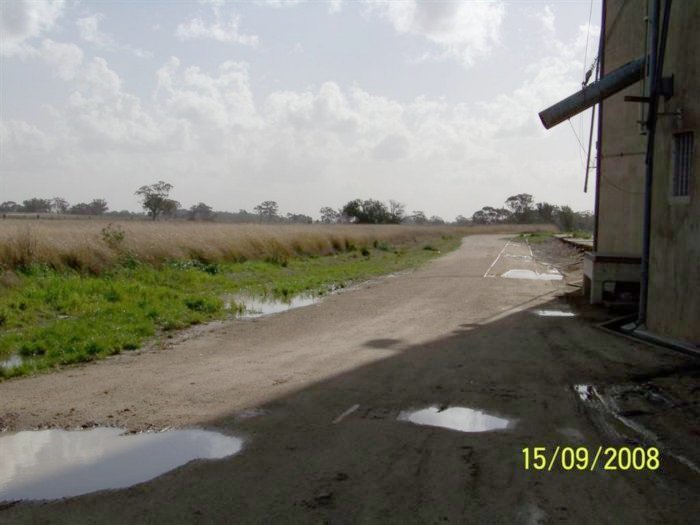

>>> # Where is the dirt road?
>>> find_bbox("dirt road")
[1,235,698,523]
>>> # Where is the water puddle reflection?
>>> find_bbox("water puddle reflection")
[224,294,320,318]
[397,406,514,433]
[0,428,243,501]
[0,354,23,370]
[574,384,594,401]
[534,309,575,317]
[502,269,562,281]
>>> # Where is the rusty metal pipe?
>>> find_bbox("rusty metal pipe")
[538,57,645,129]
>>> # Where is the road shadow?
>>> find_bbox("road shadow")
[5,296,699,524]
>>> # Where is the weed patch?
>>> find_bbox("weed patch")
[0,235,460,379]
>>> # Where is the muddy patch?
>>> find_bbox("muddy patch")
[397,406,514,433]
[224,293,320,318]
[0,428,243,501]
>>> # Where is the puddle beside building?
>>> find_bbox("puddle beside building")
[501,269,563,281]
[574,384,594,401]
[397,406,514,433]
[534,309,576,317]
[0,427,243,501]
[0,354,23,370]
[224,293,320,318]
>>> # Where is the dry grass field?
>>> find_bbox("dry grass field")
[0,220,556,274]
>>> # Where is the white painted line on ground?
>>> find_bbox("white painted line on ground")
[333,404,360,424]
[483,241,510,278]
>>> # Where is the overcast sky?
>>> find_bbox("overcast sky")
[0,0,601,220]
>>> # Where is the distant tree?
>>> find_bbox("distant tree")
[69,203,92,215]
[341,199,390,224]
[188,202,214,221]
[286,213,313,224]
[454,215,470,225]
[161,198,181,218]
[88,199,108,215]
[254,201,279,221]
[535,202,558,223]
[51,197,69,214]
[428,215,445,225]
[472,206,511,224]
[319,206,340,224]
[0,201,21,213]
[21,198,52,213]
[388,200,405,224]
[68,199,108,216]
[409,210,428,224]
[135,181,177,221]
[555,205,575,232]
[505,193,535,223]
[573,210,594,232]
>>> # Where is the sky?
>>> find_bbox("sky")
[0,0,601,220]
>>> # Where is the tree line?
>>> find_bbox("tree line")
[0,197,108,216]
[1,184,593,231]
[469,193,593,232]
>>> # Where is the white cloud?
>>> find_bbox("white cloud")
[175,7,258,46]
[76,13,152,58]
[0,0,64,57]
[40,38,83,80]
[76,14,111,47]
[364,0,505,67]
[259,0,342,14]
[1,3,599,218]
[328,0,343,14]
[0,119,52,156]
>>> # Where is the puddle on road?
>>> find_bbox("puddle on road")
[534,309,576,317]
[224,293,320,318]
[397,406,514,433]
[0,428,243,501]
[0,354,23,370]
[502,269,563,281]
[574,384,594,401]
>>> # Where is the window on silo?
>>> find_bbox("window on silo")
[672,132,693,197]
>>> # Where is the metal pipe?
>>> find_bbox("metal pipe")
[583,51,602,193]
[638,0,672,326]
[539,57,645,130]
[594,0,607,252]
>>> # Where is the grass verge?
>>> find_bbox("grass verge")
[0,235,459,379]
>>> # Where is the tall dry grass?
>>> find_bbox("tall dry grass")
[0,220,556,274]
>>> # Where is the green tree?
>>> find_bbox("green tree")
[51,197,69,213]
[135,181,177,221]
[254,201,279,221]
[505,193,535,223]
[21,198,52,213]
[189,202,214,221]
[0,201,21,213]
[388,200,405,224]
[341,199,391,224]
[535,202,558,223]
[410,210,428,224]
[319,206,340,224]
[88,199,109,215]
[555,205,575,232]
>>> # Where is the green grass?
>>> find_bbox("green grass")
[569,230,592,239]
[0,235,459,379]
[518,231,555,244]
